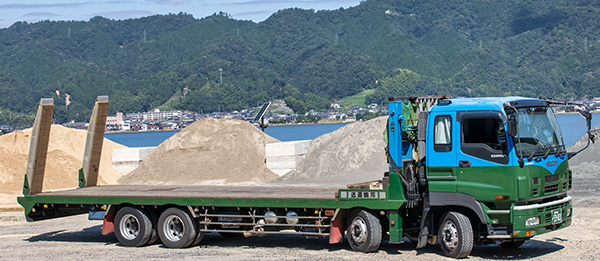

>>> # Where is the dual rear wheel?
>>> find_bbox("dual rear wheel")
[114,206,203,248]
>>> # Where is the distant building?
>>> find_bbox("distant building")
[107,112,123,125]
[0,124,10,133]
[106,112,131,131]
[330,102,340,108]
[127,109,182,122]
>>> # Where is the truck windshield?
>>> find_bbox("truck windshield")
[511,106,564,156]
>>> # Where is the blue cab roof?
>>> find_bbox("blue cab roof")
[430,96,540,113]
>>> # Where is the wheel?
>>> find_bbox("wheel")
[146,229,160,245]
[158,207,198,248]
[145,209,160,245]
[114,206,153,247]
[190,228,205,246]
[438,211,473,259]
[499,239,525,249]
[346,209,382,253]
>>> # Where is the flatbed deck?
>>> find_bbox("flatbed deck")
[28,185,342,200]
[18,185,363,221]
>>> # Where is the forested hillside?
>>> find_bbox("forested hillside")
[1,0,599,124]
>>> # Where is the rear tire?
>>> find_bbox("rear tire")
[438,211,473,258]
[500,239,525,248]
[146,228,159,245]
[114,206,153,247]
[190,228,205,246]
[158,207,198,248]
[346,209,382,253]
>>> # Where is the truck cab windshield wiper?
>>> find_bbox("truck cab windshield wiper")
[542,146,553,159]
[527,146,541,161]
[527,144,554,161]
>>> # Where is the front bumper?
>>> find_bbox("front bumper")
[511,196,572,238]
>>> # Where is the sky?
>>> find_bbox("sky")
[0,0,363,29]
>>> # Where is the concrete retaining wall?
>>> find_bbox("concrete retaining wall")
[266,140,311,176]
[112,147,156,173]
[112,141,310,177]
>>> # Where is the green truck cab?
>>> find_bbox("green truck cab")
[386,96,593,257]
[17,96,592,258]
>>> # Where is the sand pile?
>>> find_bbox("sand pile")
[0,125,127,209]
[567,125,600,167]
[566,125,600,205]
[274,117,389,186]
[118,118,280,185]
[567,125,600,178]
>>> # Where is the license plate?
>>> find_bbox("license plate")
[218,216,242,222]
[551,209,562,224]
[218,216,242,228]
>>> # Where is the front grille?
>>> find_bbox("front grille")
[515,193,567,206]
[538,201,566,212]
[545,184,558,193]
[545,173,560,183]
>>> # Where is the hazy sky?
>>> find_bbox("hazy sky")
[0,0,363,28]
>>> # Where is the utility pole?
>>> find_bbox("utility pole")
[219,68,223,84]
[203,56,206,75]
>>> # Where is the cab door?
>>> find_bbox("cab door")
[426,111,458,192]
[456,111,514,201]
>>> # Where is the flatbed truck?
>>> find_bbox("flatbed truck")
[18,95,593,258]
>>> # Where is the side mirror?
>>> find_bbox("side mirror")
[578,108,592,130]
[507,115,517,137]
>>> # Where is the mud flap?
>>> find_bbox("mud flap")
[417,226,428,248]
[102,213,115,235]
[329,219,345,244]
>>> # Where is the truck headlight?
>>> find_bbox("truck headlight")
[526,217,540,227]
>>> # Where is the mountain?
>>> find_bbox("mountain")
[0,0,599,124]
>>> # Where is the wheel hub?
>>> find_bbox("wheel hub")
[163,215,185,242]
[350,217,368,244]
[120,214,140,240]
[441,220,459,250]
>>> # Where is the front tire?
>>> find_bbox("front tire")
[114,206,153,247]
[438,211,473,258]
[158,207,198,248]
[346,209,382,253]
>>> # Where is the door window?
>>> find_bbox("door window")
[433,115,452,152]
[460,112,508,165]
